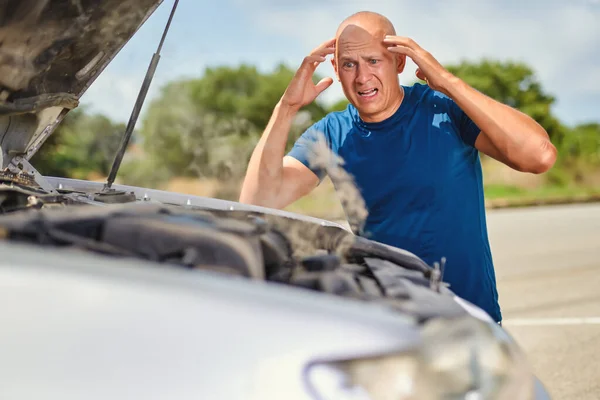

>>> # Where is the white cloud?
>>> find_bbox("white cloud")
[79,70,144,120]
[76,0,599,126]
[79,52,209,122]
[239,0,600,125]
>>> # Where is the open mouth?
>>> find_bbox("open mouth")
[358,88,378,97]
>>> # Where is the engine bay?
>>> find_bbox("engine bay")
[0,176,468,323]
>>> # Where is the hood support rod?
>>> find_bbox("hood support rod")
[103,0,179,191]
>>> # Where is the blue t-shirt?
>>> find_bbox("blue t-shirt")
[288,83,502,322]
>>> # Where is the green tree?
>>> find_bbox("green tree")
[31,107,126,179]
[327,98,350,113]
[136,80,256,180]
[189,63,329,131]
[562,123,600,164]
[445,59,565,144]
[134,63,335,184]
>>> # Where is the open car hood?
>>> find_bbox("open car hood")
[0,0,164,168]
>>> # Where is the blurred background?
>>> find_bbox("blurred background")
[30,2,599,398]
[31,0,600,220]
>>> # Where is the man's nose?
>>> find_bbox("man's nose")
[355,64,372,85]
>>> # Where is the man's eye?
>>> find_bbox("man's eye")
[343,62,355,68]
[369,59,378,64]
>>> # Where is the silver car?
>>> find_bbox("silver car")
[0,1,550,399]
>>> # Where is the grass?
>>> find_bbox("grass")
[484,184,600,200]
[484,184,527,198]
[136,161,600,221]
[282,181,600,220]
[283,177,346,219]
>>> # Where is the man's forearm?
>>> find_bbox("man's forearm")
[239,100,297,205]
[444,75,557,173]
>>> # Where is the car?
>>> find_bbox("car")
[0,1,550,399]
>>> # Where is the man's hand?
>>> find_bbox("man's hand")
[280,38,336,112]
[239,40,333,208]
[383,35,455,96]
[384,35,556,174]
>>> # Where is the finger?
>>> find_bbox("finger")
[304,55,326,63]
[296,55,327,78]
[321,37,336,47]
[383,35,417,48]
[319,37,336,49]
[311,38,336,56]
[315,77,334,94]
[311,45,336,58]
[386,45,415,58]
[415,68,427,81]
[299,55,326,71]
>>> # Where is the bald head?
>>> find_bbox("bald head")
[335,11,396,39]
[330,11,405,123]
[334,11,398,64]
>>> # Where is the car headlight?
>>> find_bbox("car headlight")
[304,317,534,400]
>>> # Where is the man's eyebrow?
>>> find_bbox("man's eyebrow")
[339,53,382,62]
[361,53,383,59]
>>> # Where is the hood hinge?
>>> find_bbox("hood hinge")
[7,155,58,194]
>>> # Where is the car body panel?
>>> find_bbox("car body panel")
[0,1,552,398]
[0,0,164,167]
[0,241,419,400]
[46,176,353,232]
[0,239,551,400]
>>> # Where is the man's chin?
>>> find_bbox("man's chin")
[353,102,382,117]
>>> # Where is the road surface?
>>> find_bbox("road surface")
[487,203,600,400]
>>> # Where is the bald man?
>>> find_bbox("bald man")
[239,11,557,323]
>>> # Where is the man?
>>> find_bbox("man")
[239,11,556,323]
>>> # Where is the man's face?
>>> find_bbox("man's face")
[333,24,405,122]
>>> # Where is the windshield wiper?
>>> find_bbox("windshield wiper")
[98,0,179,199]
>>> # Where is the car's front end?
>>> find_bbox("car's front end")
[0,1,550,399]
[0,176,550,399]
[0,230,548,400]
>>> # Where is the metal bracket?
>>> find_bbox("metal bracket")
[429,257,447,292]
[8,156,58,194]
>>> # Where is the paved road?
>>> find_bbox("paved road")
[486,204,600,400]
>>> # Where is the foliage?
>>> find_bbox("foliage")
[188,64,329,137]
[561,123,600,164]
[117,155,173,188]
[547,122,600,186]
[327,98,351,113]
[446,59,566,144]
[31,107,126,179]
[445,59,600,185]
[29,58,600,200]
[129,64,334,186]
[133,80,257,182]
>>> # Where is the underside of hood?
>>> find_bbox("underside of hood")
[0,0,164,168]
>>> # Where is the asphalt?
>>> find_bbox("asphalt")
[487,203,600,400]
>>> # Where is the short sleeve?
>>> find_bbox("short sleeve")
[437,91,481,147]
[287,118,330,181]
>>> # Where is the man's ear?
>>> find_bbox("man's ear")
[396,54,406,74]
[331,57,340,81]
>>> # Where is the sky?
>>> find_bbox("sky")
[80,0,600,127]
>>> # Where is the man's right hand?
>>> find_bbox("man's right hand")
[239,39,334,208]
[280,38,336,111]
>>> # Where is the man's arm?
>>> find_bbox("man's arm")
[384,36,557,174]
[443,77,556,173]
[238,101,319,209]
[239,38,335,208]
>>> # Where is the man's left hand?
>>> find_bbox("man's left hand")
[383,35,455,96]
[384,35,557,174]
